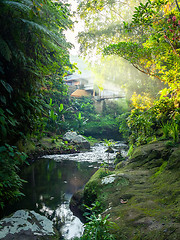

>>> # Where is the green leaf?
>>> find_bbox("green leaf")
[0,116,6,124]
[6,109,13,115]
[0,95,6,104]
[0,80,13,93]
[1,125,7,137]
[59,103,64,112]
[8,117,17,126]
[49,98,53,106]
[9,152,15,157]
[50,109,54,118]
[78,112,82,120]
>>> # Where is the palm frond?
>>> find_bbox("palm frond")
[2,0,32,12]
[0,80,13,93]
[0,36,12,61]
[20,18,69,48]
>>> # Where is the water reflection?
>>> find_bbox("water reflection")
[2,142,128,239]
[3,159,98,239]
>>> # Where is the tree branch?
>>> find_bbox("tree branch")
[131,63,163,81]
[175,0,180,12]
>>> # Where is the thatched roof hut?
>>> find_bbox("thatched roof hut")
[71,89,90,98]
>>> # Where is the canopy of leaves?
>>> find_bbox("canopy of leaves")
[77,0,141,55]
[103,0,180,104]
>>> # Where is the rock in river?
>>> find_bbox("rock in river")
[0,210,59,240]
[63,131,90,149]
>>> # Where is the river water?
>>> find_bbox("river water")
[2,142,127,239]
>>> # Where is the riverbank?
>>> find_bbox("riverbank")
[1,140,123,239]
[71,140,180,239]
[18,134,99,162]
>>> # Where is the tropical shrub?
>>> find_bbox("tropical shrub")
[83,115,120,140]
[102,0,180,145]
[0,145,27,208]
[128,94,180,146]
[81,213,115,240]
[81,202,115,240]
[117,112,131,141]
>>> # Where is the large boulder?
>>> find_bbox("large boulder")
[63,132,90,149]
[129,140,173,168]
[0,210,59,240]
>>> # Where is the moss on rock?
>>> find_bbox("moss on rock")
[71,141,180,240]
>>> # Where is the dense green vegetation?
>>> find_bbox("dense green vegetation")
[77,98,130,140]
[0,0,126,209]
[72,1,180,238]
[0,0,180,239]
[0,0,73,208]
[77,0,180,146]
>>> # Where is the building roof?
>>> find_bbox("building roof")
[64,73,88,83]
[71,89,90,98]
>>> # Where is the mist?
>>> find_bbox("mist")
[92,55,166,100]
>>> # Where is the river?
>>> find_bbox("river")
[2,142,127,239]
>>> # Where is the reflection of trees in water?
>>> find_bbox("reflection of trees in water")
[6,158,90,237]
[10,159,96,216]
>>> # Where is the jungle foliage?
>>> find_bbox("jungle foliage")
[0,0,73,207]
[81,99,130,140]
[78,0,180,146]
[104,0,180,146]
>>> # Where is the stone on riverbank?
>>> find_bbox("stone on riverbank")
[0,210,59,240]
[63,131,90,149]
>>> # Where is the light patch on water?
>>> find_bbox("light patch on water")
[39,193,84,240]
[42,142,128,164]
[61,216,84,239]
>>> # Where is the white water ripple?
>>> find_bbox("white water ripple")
[42,142,128,164]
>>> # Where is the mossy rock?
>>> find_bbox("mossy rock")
[71,142,180,240]
[167,144,180,169]
[76,168,130,212]
[115,161,126,169]
[129,141,172,168]
[83,168,107,206]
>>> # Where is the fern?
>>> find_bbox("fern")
[0,0,73,145]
